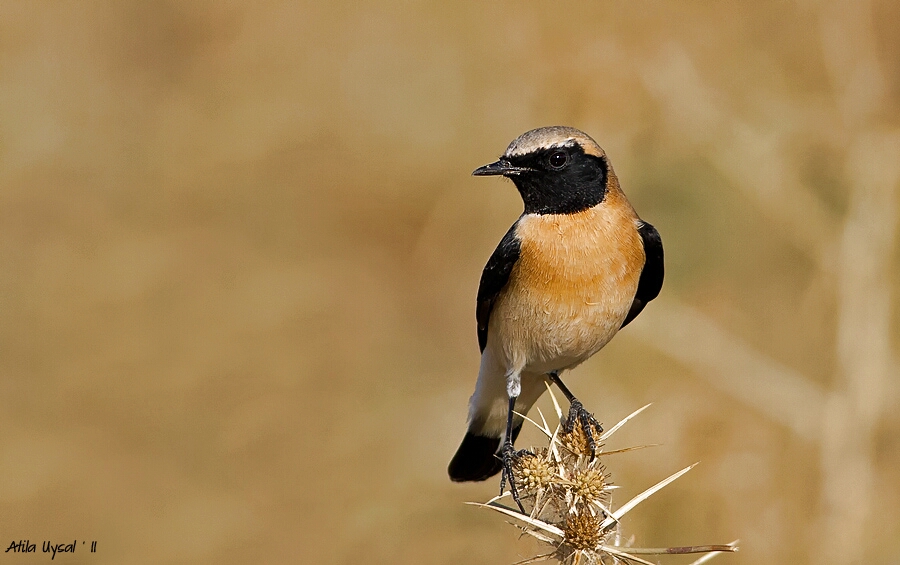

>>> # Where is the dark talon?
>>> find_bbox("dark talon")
[564,398,604,460]
[495,394,530,513]
[499,440,527,513]
[548,372,604,459]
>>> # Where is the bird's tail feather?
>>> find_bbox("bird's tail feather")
[447,422,523,482]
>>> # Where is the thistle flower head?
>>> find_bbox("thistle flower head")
[560,421,602,457]
[514,449,558,494]
[571,467,608,507]
[562,512,603,552]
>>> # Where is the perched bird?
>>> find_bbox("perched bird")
[448,127,663,507]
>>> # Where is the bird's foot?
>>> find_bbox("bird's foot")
[563,399,604,460]
[498,441,532,514]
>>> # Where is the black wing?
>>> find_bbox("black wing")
[476,222,521,352]
[621,221,664,328]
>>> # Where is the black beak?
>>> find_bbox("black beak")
[472,160,531,177]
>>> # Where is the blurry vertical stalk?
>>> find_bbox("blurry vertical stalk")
[822,130,899,563]
[819,1,899,562]
[638,1,898,562]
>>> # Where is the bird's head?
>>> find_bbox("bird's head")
[473,126,613,215]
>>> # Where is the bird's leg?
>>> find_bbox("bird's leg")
[498,395,528,513]
[548,371,603,459]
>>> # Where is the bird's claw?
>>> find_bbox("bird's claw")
[498,441,529,513]
[563,399,604,460]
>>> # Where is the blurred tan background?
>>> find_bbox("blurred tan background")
[1,1,898,564]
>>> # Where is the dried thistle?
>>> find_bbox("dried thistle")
[570,467,608,508]
[468,384,739,565]
[514,450,558,494]
[562,512,604,551]
[559,419,602,458]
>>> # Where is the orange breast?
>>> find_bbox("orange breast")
[489,198,645,373]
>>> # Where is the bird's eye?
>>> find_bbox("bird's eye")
[548,151,568,169]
